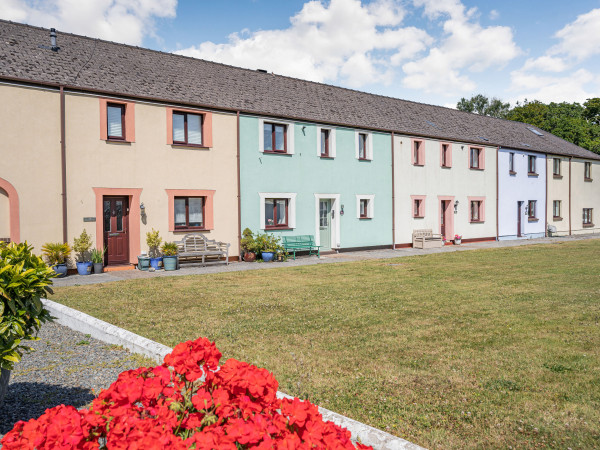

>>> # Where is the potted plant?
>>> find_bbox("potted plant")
[240,228,257,262]
[91,248,105,274]
[147,229,163,270]
[161,242,179,271]
[260,233,284,262]
[41,242,71,277]
[73,229,93,275]
[454,234,462,245]
[0,241,54,408]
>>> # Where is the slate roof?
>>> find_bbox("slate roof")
[1,20,598,160]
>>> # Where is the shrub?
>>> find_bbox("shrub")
[0,242,54,371]
[240,228,257,253]
[40,242,71,266]
[90,248,105,264]
[146,229,162,258]
[161,242,178,256]
[1,336,371,449]
[73,229,93,262]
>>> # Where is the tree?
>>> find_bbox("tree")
[456,94,510,118]
[583,98,600,126]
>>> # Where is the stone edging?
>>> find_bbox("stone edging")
[42,299,424,450]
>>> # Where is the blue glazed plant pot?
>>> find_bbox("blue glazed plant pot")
[137,256,150,271]
[150,257,163,270]
[76,261,92,275]
[52,263,68,278]
[163,255,177,271]
[261,251,274,262]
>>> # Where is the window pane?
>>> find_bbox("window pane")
[103,200,111,232]
[414,200,419,216]
[107,105,123,138]
[359,135,366,158]
[173,113,185,142]
[274,125,285,151]
[265,199,275,226]
[361,199,367,216]
[472,201,479,220]
[174,198,186,226]
[263,124,273,151]
[115,201,123,231]
[321,130,328,155]
[471,149,479,168]
[276,199,287,225]
[187,114,202,145]
[188,197,203,226]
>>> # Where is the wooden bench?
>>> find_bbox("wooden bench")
[412,229,443,249]
[281,235,321,260]
[175,233,230,266]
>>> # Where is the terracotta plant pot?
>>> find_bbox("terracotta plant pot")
[244,252,256,262]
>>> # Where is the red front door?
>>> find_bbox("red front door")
[103,196,129,265]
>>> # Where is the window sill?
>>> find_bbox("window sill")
[553,174,563,179]
[359,217,372,220]
[174,227,209,232]
[469,167,484,171]
[553,216,563,221]
[441,165,452,169]
[583,223,595,228]
[413,163,424,167]
[413,215,425,219]
[528,218,539,222]
[320,155,334,159]
[172,143,209,150]
[528,172,539,177]
[509,170,517,175]
[263,151,291,156]
[358,158,372,162]
[470,220,484,223]
[584,178,593,182]
[105,139,132,145]
[265,226,293,230]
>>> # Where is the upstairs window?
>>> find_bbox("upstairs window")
[265,198,288,228]
[320,129,330,157]
[584,162,592,181]
[553,158,562,177]
[528,155,537,175]
[583,208,593,226]
[469,147,484,170]
[264,123,287,153]
[413,139,424,165]
[509,152,515,174]
[174,197,204,230]
[440,143,451,168]
[527,200,537,220]
[358,133,367,160]
[173,112,203,146]
[107,103,125,140]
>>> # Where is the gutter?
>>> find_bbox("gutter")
[391,132,395,249]
[60,86,68,243]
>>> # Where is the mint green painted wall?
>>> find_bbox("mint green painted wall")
[240,116,392,248]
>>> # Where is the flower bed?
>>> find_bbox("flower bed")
[1,337,371,449]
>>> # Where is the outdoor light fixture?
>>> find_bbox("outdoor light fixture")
[340,204,345,216]
[454,200,459,214]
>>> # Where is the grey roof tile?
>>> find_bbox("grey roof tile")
[1,20,598,160]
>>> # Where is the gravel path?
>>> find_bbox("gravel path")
[0,322,155,438]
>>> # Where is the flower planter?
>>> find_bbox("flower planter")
[76,261,92,275]
[52,263,68,278]
[137,256,150,271]
[276,254,285,262]
[0,368,10,409]
[261,251,274,262]
[244,252,256,262]
[150,257,163,270]
[163,255,178,271]
[454,239,461,245]
[93,262,104,274]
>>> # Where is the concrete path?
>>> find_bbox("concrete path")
[53,234,600,287]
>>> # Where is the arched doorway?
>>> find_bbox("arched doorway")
[0,178,20,243]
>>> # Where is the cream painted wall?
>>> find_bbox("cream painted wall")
[64,93,240,260]
[0,84,63,251]
[571,159,600,235]
[0,188,9,239]
[393,135,497,245]
[546,156,570,236]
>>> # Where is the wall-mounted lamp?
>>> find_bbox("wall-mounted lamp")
[140,202,145,211]
[524,205,529,215]
[454,200,459,214]
[140,202,147,224]
[340,204,345,216]
[302,126,306,135]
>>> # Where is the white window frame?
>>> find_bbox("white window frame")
[355,131,373,160]
[316,126,336,158]
[259,192,297,229]
[355,194,375,219]
[314,194,341,248]
[258,118,295,154]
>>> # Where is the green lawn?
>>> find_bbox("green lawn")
[51,240,600,448]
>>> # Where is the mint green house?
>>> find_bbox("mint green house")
[239,115,393,251]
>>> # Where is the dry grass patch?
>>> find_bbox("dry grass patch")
[51,240,600,448]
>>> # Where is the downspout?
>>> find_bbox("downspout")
[236,111,242,260]
[545,155,548,236]
[391,132,395,249]
[568,157,572,235]
[60,86,68,243]
[496,146,499,241]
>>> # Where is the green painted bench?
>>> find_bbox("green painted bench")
[281,235,321,260]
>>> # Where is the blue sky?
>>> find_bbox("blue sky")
[3,0,600,108]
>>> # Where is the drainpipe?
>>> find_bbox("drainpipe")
[236,111,242,260]
[545,155,548,237]
[60,86,68,243]
[496,146,499,241]
[391,132,395,249]
[568,157,572,235]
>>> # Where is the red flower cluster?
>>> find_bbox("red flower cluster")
[1,337,372,449]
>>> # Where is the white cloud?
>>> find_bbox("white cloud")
[521,56,568,73]
[509,69,598,104]
[550,8,600,61]
[175,0,433,88]
[0,0,177,46]
[402,0,521,94]
[489,9,499,20]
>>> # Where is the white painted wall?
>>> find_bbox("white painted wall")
[498,149,546,240]
[393,135,497,245]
